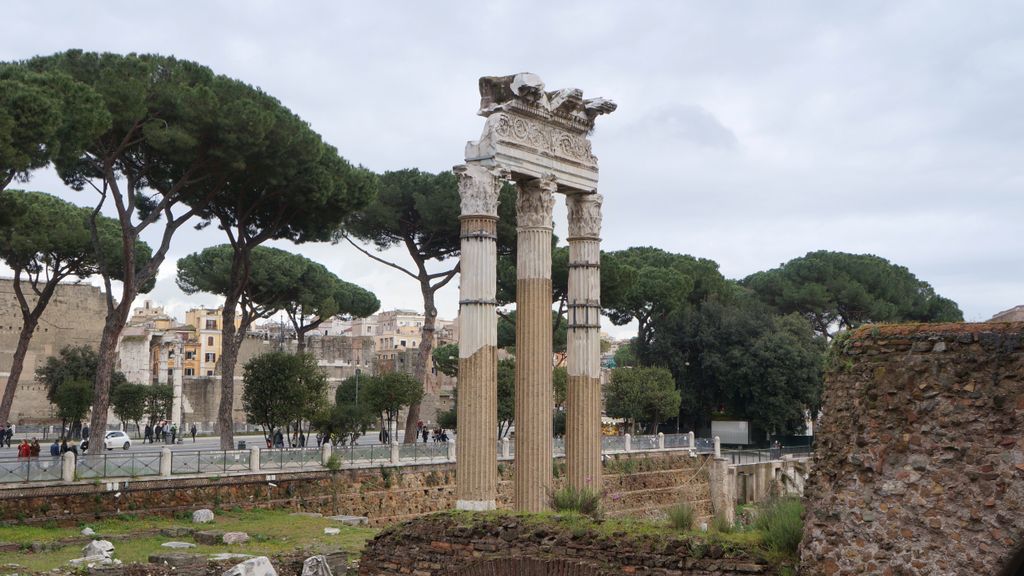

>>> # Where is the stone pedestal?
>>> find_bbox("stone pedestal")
[454,164,506,511]
[513,177,556,512]
[565,193,603,493]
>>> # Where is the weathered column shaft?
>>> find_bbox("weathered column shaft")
[454,164,505,511]
[565,193,603,492]
[513,177,556,512]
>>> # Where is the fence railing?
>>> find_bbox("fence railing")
[171,450,250,475]
[0,433,811,484]
[76,452,162,479]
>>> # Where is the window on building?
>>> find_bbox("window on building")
[185,351,195,360]
[205,352,216,363]
[207,370,214,376]
[207,336,214,346]
[400,340,406,347]
[206,319,217,329]
[185,368,194,376]
[167,369,173,378]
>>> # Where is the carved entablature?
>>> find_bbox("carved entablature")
[567,193,603,239]
[465,73,616,194]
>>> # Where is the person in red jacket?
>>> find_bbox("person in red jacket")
[17,440,30,458]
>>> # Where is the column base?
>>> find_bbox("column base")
[455,499,497,511]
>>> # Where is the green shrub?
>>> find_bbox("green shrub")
[551,486,603,520]
[754,497,804,556]
[325,454,342,471]
[666,501,695,531]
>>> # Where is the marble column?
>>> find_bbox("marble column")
[454,163,506,511]
[513,176,556,512]
[565,193,603,493]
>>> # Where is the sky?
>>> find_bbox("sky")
[2,1,1022,338]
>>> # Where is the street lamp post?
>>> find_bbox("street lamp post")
[355,368,361,405]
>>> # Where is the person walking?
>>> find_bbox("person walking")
[170,423,177,444]
[154,422,163,443]
[17,440,30,458]
[144,423,153,444]
[29,439,40,457]
[82,425,90,442]
[49,439,60,457]
[190,423,197,443]
[5,424,12,448]
[422,428,429,443]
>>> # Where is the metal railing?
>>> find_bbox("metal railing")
[76,452,161,479]
[171,450,251,475]
[0,433,811,484]
[259,447,322,470]
[0,457,63,483]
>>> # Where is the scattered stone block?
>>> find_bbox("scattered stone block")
[161,527,195,538]
[81,527,96,536]
[194,530,226,545]
[289,512,323,518]
[301,555,332,576]
[323,527,340,535]
[192,509,215,524]
[148,552,206,568]
[162,541,197,549]
[82,540,114,558]
[221,555,277,576]
[68,555,111,567]
[326,515,367,526]
[323,551,348,575]
[222,532,250,545]
[209,553,254,562]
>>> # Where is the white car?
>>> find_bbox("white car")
[103,430,131,450]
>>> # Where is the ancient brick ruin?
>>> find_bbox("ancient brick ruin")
[801,322,1024,575]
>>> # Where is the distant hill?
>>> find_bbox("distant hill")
[990,305,1024,322]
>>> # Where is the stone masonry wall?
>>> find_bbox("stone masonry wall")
[801,322,1024,575]
[359,513,778,576]
[0,450,713,526]
[0,281,108,424]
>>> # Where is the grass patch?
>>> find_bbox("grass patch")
[550,486,603,520]
[665,501,695,531]
[0,509,377,572]
[753,497,804,556]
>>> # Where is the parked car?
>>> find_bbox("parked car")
[104,430,131,450]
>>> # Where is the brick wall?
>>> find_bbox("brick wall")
[801,322,1024,575]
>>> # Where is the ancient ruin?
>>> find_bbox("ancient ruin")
[455,74,615,512]
[801,322,1024,575]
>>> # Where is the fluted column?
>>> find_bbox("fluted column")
[565,193,603,493]
[513,176,556,512]
[454,163,506,511]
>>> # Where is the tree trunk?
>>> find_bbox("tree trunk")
[90,303,132,439]
[218,289,243,450]
[0,316,38,426]
[403,281,437,443]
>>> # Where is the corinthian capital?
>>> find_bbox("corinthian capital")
[566,193,603,239]
[455,164,509,217]
[516,176,557,229]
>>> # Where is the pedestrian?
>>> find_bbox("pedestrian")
[144,423,153,444]
[0,425,6,448]
[170,423,177,444]
[30,439,40,457]
[190,423,197,443]
[5,424,12,447]
[49,439,60,457]
[422,428,428,443]
[274,428,284,449]
[59,438,69,455]
[154,423,162,443]
[316,432,323,447]
[82,424,90,442]
[299,432,306,447]
[17,440,30,458]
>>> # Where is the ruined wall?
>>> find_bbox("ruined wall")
[359,513,779,576]
[0,281,108,423]
[0,451,712,526]
[801,322,1024,575]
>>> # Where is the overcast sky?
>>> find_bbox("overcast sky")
[3,1,1022,337]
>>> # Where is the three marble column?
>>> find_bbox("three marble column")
[454,165,603,512]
